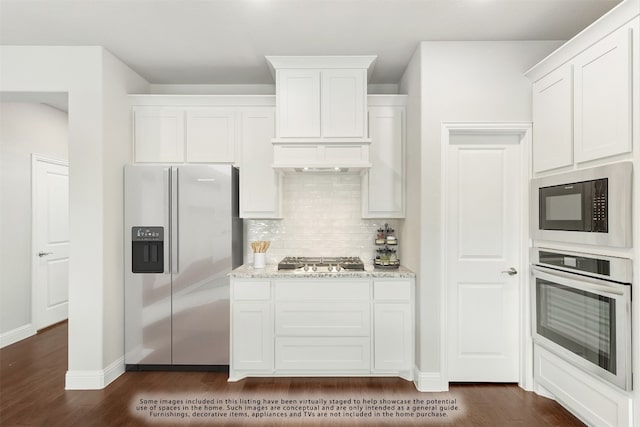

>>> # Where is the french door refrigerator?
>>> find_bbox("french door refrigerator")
[124,164,242,369]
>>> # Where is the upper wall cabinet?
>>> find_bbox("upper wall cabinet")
[239,108,281,219]
[185,108,237,163]
[532,65,573,173]
[574,25,632,163]
[321,69,366,138]
[276,69,321,138]
[527,10,638,172]
[134,107,185,163]
[267,56,376,142]
[133,106,236,163]
[130,96,275,165]
[362,95,406,218]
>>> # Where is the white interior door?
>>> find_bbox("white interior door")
[446,132,522,382]
[33,156,69,330]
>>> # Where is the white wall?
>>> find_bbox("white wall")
[398,47,423,368]
[0,102,68,343]
[101,49,150,371]
[246,173,399,264]
[401,41,562,387]
[0,46,149,388]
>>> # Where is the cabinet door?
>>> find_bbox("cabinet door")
[185,108,236,163]
[574,25,632,163]
[239,108,281,218]
[231,302,273,371]
[374,303,412,371]
[275,337,370,371]
[321,69,366,138]
[362,105,404,218]
[532,65,573,173]
[277,69,321,138]
[133,107,185,163]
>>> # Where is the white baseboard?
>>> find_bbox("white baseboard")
[0,323,36,348]
[65,356,125,390]
[413,367,448,392]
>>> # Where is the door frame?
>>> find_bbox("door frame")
[440,122,533,390]
[31,154,69,330]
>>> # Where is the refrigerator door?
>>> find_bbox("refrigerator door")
[171,165,233,365]
[124,165,172,365]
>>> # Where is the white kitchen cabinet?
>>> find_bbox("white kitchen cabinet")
[133,107,185,163]
[276,69,321,138]
[275,337,371,371]
[276,68,365,139]
[231,302,273,372]
[574,24,632,163]
[239,108,281,218]
[373,280,413,374]
[134,106,237,164]
[229,276,414,381]
[527,17,636,169]
[362,98,406,218]
[267,56,375,141]
[130,95,276,165]
[321,69,367,138]
[230,280,273,376]
[185,108,237,163]
[532,65,573,173]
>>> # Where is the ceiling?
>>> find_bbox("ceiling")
[0,0,623,85]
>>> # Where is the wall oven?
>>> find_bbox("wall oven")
[532,162,632,247]
[531,248,632,390]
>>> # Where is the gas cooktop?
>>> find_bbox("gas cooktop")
[277,256,365,272]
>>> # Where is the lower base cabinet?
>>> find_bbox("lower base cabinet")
[534,345,632,427]
[275,337,371,371]
[229,278,414,381]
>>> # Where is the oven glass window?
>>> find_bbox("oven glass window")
[536,278,616,374]
[545,193,582,221]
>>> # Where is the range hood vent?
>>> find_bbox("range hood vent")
[271,141,371,173]
[294,167,350,173]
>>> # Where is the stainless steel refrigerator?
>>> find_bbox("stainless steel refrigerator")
[124,164,242,369]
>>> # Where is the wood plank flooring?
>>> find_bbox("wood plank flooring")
[0,322,585,426]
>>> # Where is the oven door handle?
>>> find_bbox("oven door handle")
[532,265,629,297]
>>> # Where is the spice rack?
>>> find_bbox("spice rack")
[374,223,400,269]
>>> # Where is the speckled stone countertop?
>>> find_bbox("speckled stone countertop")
[229,264,415,279]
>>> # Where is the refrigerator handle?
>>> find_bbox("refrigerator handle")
[175,168,180,274]
[164,167,171,274]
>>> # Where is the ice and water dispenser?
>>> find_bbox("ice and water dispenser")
[131,226,164,273]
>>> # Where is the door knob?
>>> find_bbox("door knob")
[501,267,518,276]
[38,251,53,257]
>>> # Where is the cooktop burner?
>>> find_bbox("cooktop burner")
[278,256,365,272]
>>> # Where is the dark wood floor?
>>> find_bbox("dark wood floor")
[0,322,584,426]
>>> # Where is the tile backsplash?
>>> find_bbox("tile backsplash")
[245,173,399,265]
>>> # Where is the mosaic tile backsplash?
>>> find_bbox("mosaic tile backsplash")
[245,173,399,265]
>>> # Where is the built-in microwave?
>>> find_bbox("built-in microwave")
[532,162,633,247]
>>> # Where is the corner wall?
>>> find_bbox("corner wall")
[405,40,562,387]
[0,102,68,346]
[398,46,423,378]
[0,46,149,388]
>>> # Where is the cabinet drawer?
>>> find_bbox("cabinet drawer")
[374,280,411,300]
[274,280,369,300]
[275,337,370,371]
[233,281,271,300]
[275,302,370,336]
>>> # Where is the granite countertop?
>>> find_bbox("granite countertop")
[229,263,415,279]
